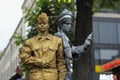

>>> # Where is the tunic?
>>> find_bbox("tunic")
[19,34,66,80]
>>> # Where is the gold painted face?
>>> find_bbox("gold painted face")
[37,12,49,32]
[37,21,49,32]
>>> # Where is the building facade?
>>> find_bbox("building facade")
[0,0,34,80]
[92,13,120,80]
[0,18,25,80]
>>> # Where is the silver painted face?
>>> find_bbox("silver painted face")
[61,18,72,32]
[62,22,71,32]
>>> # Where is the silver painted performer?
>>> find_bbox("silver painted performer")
[55,9,92,80]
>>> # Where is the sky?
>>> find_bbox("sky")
[0,0,24,51]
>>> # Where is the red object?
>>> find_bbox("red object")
[102,59,120,71]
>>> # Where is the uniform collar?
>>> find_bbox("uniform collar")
[36,33,52,40]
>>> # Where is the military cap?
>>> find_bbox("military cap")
[56,9,72,23]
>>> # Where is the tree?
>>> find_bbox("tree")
[73,0,120,80]
[73,0,93,80]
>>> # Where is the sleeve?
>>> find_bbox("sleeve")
[71,33,93,55]
[19,39,36,65]
[71,45,85,54]
[71,45,86,60]
[56,38,66,80]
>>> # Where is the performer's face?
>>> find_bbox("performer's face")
[37,13,49,33]
[61,18,72,32]
[37,21,49,32]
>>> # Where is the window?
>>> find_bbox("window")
[94,49,119,65]
[93,22,118,44]
[118,23,120,44]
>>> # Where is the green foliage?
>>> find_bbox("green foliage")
[23,0,75,38]
[19,61,33,80]
[93,0,120,13]
[13,34,26,46]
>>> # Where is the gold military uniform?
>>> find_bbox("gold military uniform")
[19,34,66,80]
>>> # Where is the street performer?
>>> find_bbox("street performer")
[19,12,66,80]
[55,9,92,80]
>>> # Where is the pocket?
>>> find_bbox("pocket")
[42,45,57,52]
[44,69,58,80]
[49,46,57,51]
[47,46,57,55]
[29,72,42,80]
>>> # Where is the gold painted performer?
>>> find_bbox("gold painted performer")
[19,12,66,80]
